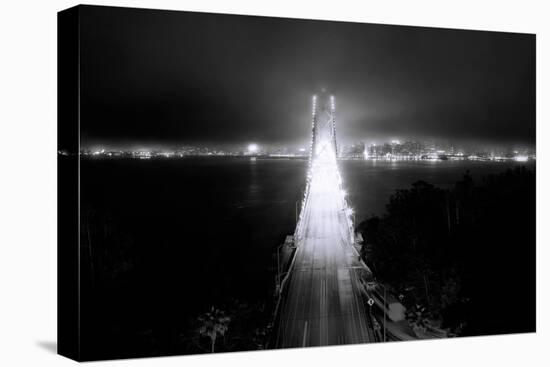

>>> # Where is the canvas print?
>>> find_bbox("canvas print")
[58,5,536,361]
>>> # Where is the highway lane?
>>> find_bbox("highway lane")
[275,145,377,347]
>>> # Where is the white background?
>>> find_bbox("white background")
[0,0,548,365]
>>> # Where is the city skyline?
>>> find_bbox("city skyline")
[78,137,535,157]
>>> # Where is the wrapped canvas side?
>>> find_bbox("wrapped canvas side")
[58,5,81,362]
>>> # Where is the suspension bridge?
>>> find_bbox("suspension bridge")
[273,91,382,347]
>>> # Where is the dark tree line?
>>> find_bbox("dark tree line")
[357,166,535,336]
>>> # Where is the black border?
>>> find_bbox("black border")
[58,5,81,361]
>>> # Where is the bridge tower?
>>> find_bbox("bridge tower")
[296,90,354,244]
[330,94,337,157]
[310,90,338,161]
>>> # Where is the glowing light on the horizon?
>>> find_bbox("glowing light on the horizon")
[514,155,529,162]
[247,143,259,153]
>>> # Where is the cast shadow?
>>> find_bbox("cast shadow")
[36,341,57,354]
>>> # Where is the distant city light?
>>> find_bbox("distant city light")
[514,155,529,162]
[248,143,259,153]
[76,139,535,163]
[363,148,370,160]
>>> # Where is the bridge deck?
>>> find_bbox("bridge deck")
[274,151,376,347]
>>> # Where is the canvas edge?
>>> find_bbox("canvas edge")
[57,4,82,362]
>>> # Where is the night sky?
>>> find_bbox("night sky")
[79,5,535,148]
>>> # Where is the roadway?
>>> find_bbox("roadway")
[274,146,378,347]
